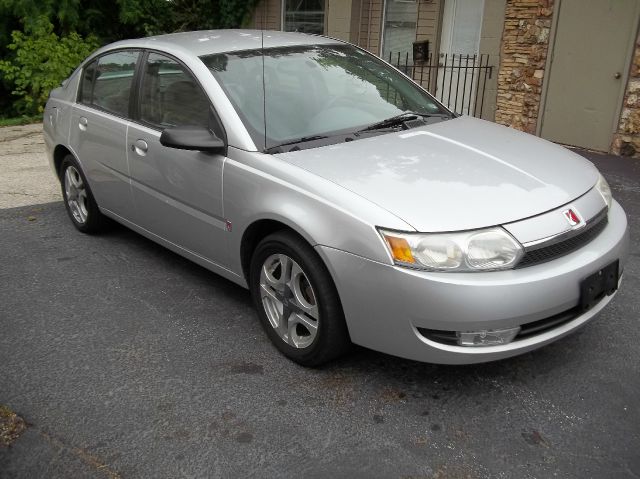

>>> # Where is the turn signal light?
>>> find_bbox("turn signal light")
[384,235,415,264]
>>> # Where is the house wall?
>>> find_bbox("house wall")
[357,0,383,55]
[253,0,443,54]
[478,0,507,121]
[612,32,640,158]
[252,0,281,30]
[494,0,554,134]
[415,0,442,53]
[327,0,359,42]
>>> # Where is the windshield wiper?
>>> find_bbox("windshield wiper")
[358,111,454,133]
[359,112,419,132]
[264,134,329,154]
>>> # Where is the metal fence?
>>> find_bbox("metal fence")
[387,52,494,119]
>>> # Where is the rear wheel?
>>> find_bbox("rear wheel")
[60,155,107,234]
[250,231,351,366]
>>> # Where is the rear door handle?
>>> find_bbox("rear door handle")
[131,139,148,156]
[78,116,88,131]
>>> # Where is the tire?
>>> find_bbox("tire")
[60,155,107,234]
[250,230,351,367]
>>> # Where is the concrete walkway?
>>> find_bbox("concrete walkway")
[0,123,61,209]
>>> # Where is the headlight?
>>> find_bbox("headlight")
[379,227,524,272]
[595,173,612,210]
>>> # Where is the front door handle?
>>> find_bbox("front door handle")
[614,72,621,79]
[132,139,149,156]
[78,116,88,131]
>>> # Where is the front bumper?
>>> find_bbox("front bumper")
[317,201,629,364]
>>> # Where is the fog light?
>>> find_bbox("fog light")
[456,327,520,346]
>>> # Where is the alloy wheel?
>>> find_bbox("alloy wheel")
[64,165,88,224]
[259,253,319,349]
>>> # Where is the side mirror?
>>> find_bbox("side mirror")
[160,126,226,153]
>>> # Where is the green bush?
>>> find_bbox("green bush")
[0,1,262,117]
[0,16,99,115]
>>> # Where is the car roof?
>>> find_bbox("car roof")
[98,29,345,58]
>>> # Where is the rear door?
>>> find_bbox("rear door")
[69,50,140,217]
[126,51,229,267]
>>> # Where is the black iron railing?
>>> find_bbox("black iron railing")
[387,52,494,118]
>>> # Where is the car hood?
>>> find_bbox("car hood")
[277,116,600,232]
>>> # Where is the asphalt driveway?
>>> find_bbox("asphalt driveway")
[0,126,639,478]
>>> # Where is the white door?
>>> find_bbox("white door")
[436,0,484,114]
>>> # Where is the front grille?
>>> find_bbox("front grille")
[417,306,582,346]
[516,212,608,268]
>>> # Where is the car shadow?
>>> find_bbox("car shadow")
[96,215,253,305]
[81,205,625,393]
[320,327,594,397]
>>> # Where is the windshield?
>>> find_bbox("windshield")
[200,44,450,151]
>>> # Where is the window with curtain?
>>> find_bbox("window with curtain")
[283,0,325,35]
[382,0,418,63]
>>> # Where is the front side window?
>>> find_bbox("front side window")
[138,52,210,129]
[82,51,139,117]
[201,44,449,151]
[283,0,325,34]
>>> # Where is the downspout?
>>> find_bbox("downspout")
[358,0,364,46]
[367,0,373,51]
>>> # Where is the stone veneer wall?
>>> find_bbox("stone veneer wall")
[612,32,640,158]
[494,0,554,134]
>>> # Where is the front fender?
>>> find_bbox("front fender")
[223,148,414,277]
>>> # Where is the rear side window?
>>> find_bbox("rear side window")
[80,50,139,118]
[139,52,210,129]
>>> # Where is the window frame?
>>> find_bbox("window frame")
[76,48,143,121]
[130,49,227,145]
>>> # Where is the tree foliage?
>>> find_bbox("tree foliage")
[0,16,99,114]
[170,0,260,32]
[0,0,261,117]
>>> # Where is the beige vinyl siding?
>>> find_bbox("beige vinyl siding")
[415,0,442,50]
[327,0,355,41]
[358,0,383,55]
[252,0,282,30]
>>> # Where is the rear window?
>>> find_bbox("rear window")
[79,50,139,118]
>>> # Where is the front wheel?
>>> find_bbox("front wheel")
[249,231,351,366]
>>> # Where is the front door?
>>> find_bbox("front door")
[540,0,640,151]
[436,0,484,114]
[127,52,229,267]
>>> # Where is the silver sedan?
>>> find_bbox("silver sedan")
[43,30,629,366]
